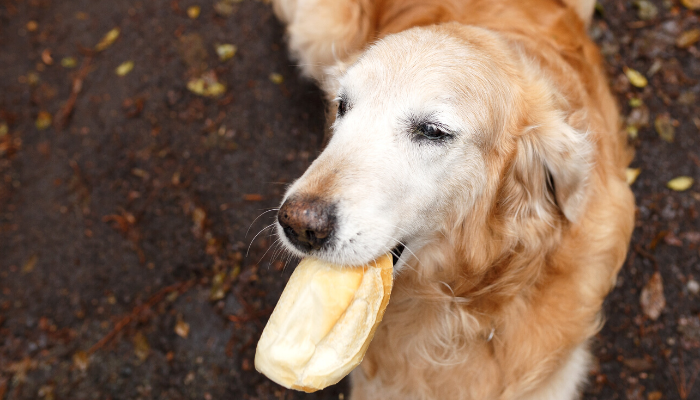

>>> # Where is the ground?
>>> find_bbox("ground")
[0,0,699,399]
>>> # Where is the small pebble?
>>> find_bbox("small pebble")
[687,279,699,295]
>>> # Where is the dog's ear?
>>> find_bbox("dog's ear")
[508,113,592,223]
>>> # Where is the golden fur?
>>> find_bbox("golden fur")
[271,0,635,398]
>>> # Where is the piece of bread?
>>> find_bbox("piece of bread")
[255,253,393,392]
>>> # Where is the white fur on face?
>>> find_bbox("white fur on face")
[278,27,514,267]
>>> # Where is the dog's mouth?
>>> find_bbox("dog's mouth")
[391,243,405,266]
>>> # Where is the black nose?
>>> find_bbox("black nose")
[278,195,336,252]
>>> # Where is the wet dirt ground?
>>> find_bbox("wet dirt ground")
[1,0,699,399]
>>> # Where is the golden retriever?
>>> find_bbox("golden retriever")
[270,0,635,398]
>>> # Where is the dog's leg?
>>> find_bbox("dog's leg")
[271,0,372,82]
[515,343,591,400]
[560,0,596,27]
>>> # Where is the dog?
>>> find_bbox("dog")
[270,0,635,398]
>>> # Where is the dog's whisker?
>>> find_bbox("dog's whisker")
[257,237,283,266]
[245,208,279,238]
[246,223,277,257]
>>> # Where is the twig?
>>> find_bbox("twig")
[54,57,93,131]
[663,346,700,399]
[633,244,659,271]
[86,279,195,355]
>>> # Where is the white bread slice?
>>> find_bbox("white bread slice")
[255,254,393,392]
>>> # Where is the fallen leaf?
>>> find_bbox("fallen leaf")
[626,168,641,185]
[678,316,700,343]
[623,357,654,372]
[680,231,700,244]
[664,231,683,247]
[647,391,662,400]
[654,114,674,143]
[624,67,648,88]
[131,168,148,179]
[133,331,150,361]
[216,44,237,61]
[269,73,284,84]
[214,0,243,16]
[61,57,77,68]
[7,358,38,383]
[38,384,54,400]
[243,193,263,201]
[115,61,134,76]
[634,0,658,20]
[187,5,201,19]
[175,320,190,338]
[22,255,38,273]
[210,271,228,301]
[72,351,90,372]
[95,28,120,51]
[640,272,665,320]
[677,91,696,106]
[681,0,700,10]
[667,176,694,192]
[629,98,643,108]
[187,72,226,97]
[41,49,53,65]
[192,207,207,233]
[676,29,700,48]
[35,111,52,130]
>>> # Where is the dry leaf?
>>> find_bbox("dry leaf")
[210,271,228,301]
[654,114,674,143]
[72,351,90,372]
[640,272,665,320]
[681,0,700,10]
[634,0,658,20]
[667,176,694,191]
[629,98,643,108]
[41,49,53,65]
[647,391,663,400]
[216,44,237,61]
[175,320,190,338]
[192,207,206,230]
[626,168,641,185]
[22,255,38,273]
[269,73,284,84]
[35,111,52,130]
[95,28,120,51]
[187,71,226,97]
[187,6,201,19]
[115,61,134,76]
[133,331,150,361]
[61,57,77,68]
[676,29,700,48]
[624,67,648,88]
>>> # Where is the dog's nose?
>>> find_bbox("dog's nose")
[278,196,336,252]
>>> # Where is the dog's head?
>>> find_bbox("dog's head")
[277,24,592,270]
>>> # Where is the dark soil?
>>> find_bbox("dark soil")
[1,1,699,399]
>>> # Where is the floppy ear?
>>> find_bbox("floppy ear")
[509,113,592,223]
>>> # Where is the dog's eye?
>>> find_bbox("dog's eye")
[417,123,449,140]
[337,99,348,118]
